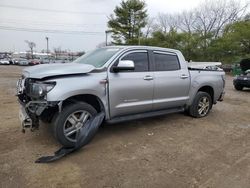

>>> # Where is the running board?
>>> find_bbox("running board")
[107,107,185,124]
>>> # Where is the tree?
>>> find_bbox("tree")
[193,0,247,53]
[25,40,36,59]
[108,0,148,44]
[223,20,250,54]
[54,47,62,59]
[132,0,249,64]
[177,11,196,34]
[144,17,155,38]
[156,13,177,33]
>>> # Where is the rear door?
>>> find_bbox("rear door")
[152,51,190,110]
[108,50,154,118]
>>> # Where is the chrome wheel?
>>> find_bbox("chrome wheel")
[197,96,210,116]
[63,110,91,142]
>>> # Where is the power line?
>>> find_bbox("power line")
[0,3,107,15]
[0,25,104,35]
[0,18,106,28]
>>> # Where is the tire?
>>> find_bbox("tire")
[234,84,243,91]
[188,91,212,118]
[52,102,97,147]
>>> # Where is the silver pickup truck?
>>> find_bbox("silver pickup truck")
[17,46,225,147]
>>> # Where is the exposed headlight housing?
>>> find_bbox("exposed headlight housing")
[28,82,56,98]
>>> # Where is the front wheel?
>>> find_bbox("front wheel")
[234,84,243,91]
[188,91,212,118]
[52,102,97,147]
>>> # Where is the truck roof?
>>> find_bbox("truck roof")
[103,45,181,54]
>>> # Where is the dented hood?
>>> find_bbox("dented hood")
[23,63,95,79]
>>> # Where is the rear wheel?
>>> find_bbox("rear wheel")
[188,91,212,118]
[52,102,97,147]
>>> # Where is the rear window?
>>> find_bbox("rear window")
[154,53,180,71]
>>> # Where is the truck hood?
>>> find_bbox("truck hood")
[23,63,95,79]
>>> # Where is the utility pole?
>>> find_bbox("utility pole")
[45,36,49,56]
[138,28,141,45]
[105,30,111,46]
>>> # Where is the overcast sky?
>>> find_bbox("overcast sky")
[0,0,249,52]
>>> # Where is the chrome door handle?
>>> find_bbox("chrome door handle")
[143,75,154,80]
[180,74,189,79]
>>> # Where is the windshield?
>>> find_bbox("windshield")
[74,48,121,68]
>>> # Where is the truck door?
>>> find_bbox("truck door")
[152,51,190,110]
[108,50,154,118]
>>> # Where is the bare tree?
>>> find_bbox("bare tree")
[25,40,36,59]
[54,47,62,59]
[144,17,156,38]
[157,13,178,33]
[177,11,196,34]
[194,0,248,38]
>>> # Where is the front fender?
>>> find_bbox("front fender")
[45,73,109,118]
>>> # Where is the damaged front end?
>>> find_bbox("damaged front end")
[17,76,59,132]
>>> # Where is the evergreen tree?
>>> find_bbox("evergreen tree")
[108,0,147,44]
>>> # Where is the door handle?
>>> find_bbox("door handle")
[180,74,189,79]
[143,75,154,80]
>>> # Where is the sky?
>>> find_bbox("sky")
[0,0,249,52]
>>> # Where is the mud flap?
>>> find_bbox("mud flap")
[35,112,105,163]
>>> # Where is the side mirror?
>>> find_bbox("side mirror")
[113,60,135,72]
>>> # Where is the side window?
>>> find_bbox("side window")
[154,53,180,71]
[121,52,149,72]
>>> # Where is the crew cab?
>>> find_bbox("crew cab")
[17,46,225,147]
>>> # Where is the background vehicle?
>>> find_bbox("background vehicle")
[233,58,250,90]
[17,46,225,147]
[0,59,10,65]
[18,60,29,66]
[29,59,40,66]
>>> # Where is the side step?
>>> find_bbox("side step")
[107,107,185,124]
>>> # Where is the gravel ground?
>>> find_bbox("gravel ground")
[0,65,249,188]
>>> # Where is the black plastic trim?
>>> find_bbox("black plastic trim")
[106,107,184,124]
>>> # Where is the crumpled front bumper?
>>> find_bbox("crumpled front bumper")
[19,104,32,131]
[18,99,59,132]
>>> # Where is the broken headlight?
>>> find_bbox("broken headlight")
[29,82,56,98]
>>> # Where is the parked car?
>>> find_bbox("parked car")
[18,60,29,66]
[17,46,225,147]
[41,59,50,64]
[10,58,20,65]
[29,59,40,66]
[0,59,10,65]
[233,58,250,90]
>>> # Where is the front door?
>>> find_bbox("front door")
[108,50,154,118]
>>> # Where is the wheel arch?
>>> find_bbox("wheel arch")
[62,94,106,115]
[197,85,214,103]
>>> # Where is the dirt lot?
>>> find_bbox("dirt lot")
[0,65,249,188]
